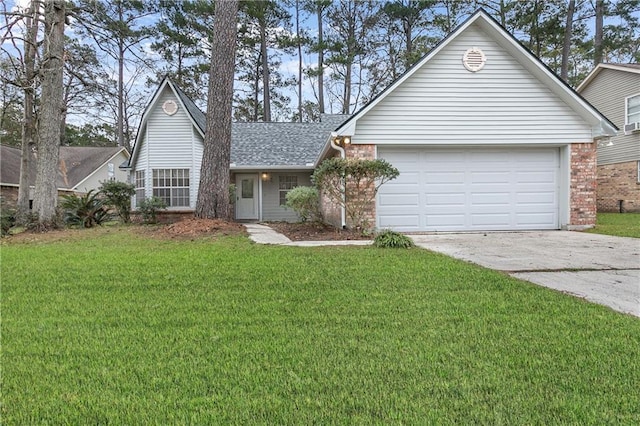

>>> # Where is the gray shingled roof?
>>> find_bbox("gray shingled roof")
[171,80,348,168]
[1,145,125,189]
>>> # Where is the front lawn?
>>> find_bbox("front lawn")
[2,228,639,424]
[586,212,640,238]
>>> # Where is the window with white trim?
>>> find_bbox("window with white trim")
[627,94,640,124]
[637,161,640,184]
[135,170,145,207]
[152,169,190,207]
[279,175,298,206]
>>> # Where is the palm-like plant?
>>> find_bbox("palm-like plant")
[60,190,111,228]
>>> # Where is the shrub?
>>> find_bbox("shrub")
[138,196,167,224]
[285,186,322,222]
[100,180,135,223]
[373,229,415,249]
[1,207,16,237]
[60,190,111,228]
[312,158,399,231]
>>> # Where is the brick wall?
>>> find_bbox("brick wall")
[318,144,378,230]
[570,143,597,228]
[0,186,19,210]
[596,160,640,213]
[345,144,376,229]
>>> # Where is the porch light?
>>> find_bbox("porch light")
[261,172,270,181]
[343,136,351,144]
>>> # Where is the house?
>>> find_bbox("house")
[0,144,130,209]
[129,9,616,232]
[126,76,347,222]
[577,63,640,213]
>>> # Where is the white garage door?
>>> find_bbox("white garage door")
[377,147,560,232]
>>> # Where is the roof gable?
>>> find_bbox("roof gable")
[335,8,617,139]
[577,63,640,93]
[129,77,206,168]
[1,145,128,190]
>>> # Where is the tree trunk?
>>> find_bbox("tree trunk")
[594,0,604,65]
[33,0,66,228]
[561,0,575,81]
[195,0,238,220]
[317,5,324,114]
[260,22,271,122]
[17,2,39,224]
[296,0,302,122]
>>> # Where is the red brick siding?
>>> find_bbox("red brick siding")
[570,143,597,228]
[0,186,19,210]
[345,144,376,229]
[596,161,640,213]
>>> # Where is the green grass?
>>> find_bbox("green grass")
[585,212,640,238]
[2,228,639,424]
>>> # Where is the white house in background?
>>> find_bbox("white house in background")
[577,63,640,213]
[127,9,616,231]
[0,145,130,209]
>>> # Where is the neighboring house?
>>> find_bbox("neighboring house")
[129,9,616,232]
[0,145,130,209]
[577,63,640,213]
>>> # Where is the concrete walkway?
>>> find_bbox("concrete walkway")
[244,224,639,317]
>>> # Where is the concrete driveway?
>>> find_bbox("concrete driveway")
[410,231,640,317]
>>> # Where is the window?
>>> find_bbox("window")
[135,170,145,207]
[152,169,190,207]
[279,175,298,206]
[638,161,640,184]
[627,94,640,124]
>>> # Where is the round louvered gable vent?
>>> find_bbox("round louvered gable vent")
[162,100,178,115]
[463,47,486,72]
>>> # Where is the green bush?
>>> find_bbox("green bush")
[138,196,167,224]
[285,186,322,222]
[373,229,415,249]
[60,190,111,228]
[312,157,399,230]
[1,207,16,237]
[100,180,135,223]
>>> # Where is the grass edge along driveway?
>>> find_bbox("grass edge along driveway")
[2,230,639,424]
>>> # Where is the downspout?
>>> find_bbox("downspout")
[330,132,347,229]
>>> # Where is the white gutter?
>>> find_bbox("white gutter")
[330,132,347,229]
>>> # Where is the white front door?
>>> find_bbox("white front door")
[235,174,259,220]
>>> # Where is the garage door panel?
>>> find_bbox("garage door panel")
[425,214,466,228]
[470,171,510,183]
[517,170,555,183]
[470,213,511,226]
[426,193,465,205]
[425,171,465,184]
[470,192,510,205]
[378,147,559,232]
[379,193,419,207]
[379,215,421,229]
[516,191,555,204]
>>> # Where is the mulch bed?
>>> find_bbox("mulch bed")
[265,221,370,241]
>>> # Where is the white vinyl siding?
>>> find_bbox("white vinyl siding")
[152,169,190,207]
[135,86,203,208]
[378,147,560,232]
[351,23,591,146]
[579,68,640,165]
